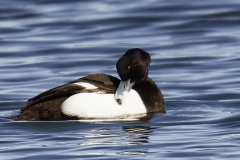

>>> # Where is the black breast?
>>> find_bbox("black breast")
[133,77,165,113]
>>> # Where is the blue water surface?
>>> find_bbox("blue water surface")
[0,0,240,159]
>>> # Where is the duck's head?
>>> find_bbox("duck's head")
[115,48,151,100]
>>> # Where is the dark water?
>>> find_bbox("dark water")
[1,0,240,159]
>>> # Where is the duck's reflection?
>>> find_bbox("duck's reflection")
[80,124,154,146]
[80,114,155,147]
[122,125,152,144]
[79,124,155,156]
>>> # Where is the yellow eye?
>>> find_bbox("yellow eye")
[127,65,131,70]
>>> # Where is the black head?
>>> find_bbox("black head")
[116,48,151,86]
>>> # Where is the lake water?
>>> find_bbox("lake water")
[1,0,240,159]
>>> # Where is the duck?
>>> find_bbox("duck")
[14,48,165,120]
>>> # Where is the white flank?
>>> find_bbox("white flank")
[74,82,98,89]
[61,90,146,119]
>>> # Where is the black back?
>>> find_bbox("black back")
[14,74,120,120]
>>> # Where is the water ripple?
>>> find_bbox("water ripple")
[1,0,240,159]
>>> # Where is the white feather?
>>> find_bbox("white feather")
[61,89,146,119]
[74,82,98,89]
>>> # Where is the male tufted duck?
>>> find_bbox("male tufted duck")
[14,48,165,120]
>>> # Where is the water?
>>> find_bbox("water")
[1,0,240,159]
